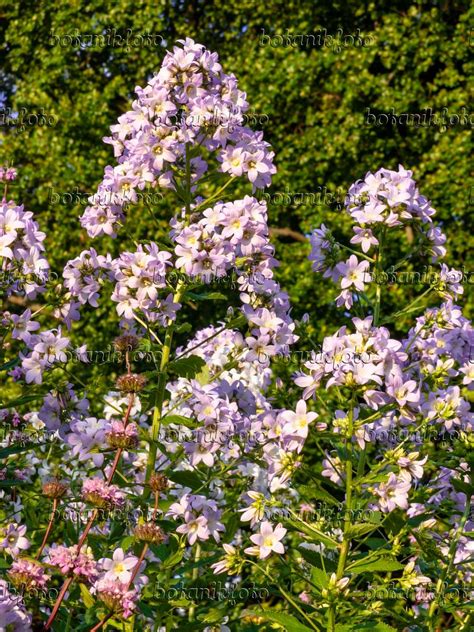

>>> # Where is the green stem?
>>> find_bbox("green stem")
[192,176,236,213]
[188,542,201,621]
[327,607,335,631]
[143,139,194,498]
[328,400,355,630]
[386,287,433,322]
[338,242,375,263]
[142,282,185,499]
[133,313,163,345]
[426,486,472,630]
[373,230,384,326]
[336,410,354,579]
[250,562,320,631]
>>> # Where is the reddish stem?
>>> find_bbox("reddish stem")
[36,498,57,560]
[153,491,159,519]
[44,576,73,629]
[128,543,149,589]
[44,395,134,629]
[127,488,158,592]
[76,508,99,549]
[90,611,113,632]
[107,448,123,484]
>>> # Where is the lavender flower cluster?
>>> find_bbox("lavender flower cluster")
[80,38,275,239]
[0,39,472,631]
[309,165,456,309]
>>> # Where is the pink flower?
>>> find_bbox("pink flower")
[350,227,379,253]
[82,478,125,509]
[397,452,427,482]
[45,544,98,582]
[211,543,241,575]
[95,579,138,618]
[373,473,411,513]
[176,513,210,545]
[8,559,50,590]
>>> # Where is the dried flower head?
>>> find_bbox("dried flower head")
[149,473,169,493]
[116,373,147,393]
[8,559,50,591]
[106,421,138,449]
[113,334,140,353]
[42,479,68,499]
[134,522,166,544]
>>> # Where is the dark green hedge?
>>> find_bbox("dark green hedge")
[1,0,472,348]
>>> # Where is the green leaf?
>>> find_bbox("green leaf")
[138,602,156,618]
[298,546,337,573]
[365,537,387,550]
[199,607,228,624]
[347,557,404,575]
[195,364,211,385]
[0,443,40,459]
[298,485,341,506]
[346,523,380,539]
[283,519,338,549]
[335,623,398,632]
[451,478,474,496]
[161,414,198,428]
[0,357,19,372]
[311,566,329,589]
[175,322,193,334]
[383,510,405,536]
[0,395,42,409]
[186,291,228,301]
[247,609,313,632]
[356,623,397,631]
[120,535,136,550]
[169,598,192,606]
[167,355,206,378]
[167,470,203,491]
[160,547,185,570]
[155,519,176,532]
[79,583,95,608]
[0,479,29,488]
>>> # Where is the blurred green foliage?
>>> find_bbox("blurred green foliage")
[1,0,472,351]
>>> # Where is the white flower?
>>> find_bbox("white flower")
[281,399,322,439]
[100,548,138,583]
[238,491,267,526]
[244,521,287,559]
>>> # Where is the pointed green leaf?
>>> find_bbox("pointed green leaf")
[167,470,203,491]
[247,609,313,632]
[79,583,95,608]
[347,557,404,575]
[168,355,206,378]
